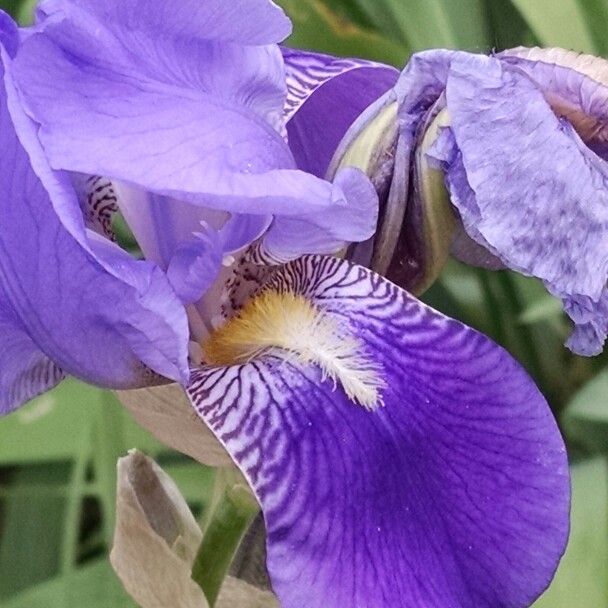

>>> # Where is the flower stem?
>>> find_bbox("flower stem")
[191,471,259,606]
[496,271,546,387]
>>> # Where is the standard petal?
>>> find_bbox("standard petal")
[283,47,398,178]
[14,17,291,180]
[187,256,569,608]
[39,0,291,45]
[261,167,378,261]
[13,22,376,257]
[0,46,189,392]
[429,53,608,354]
[0,295,64,415]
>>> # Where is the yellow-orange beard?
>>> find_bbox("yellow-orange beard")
[202,290,385,410]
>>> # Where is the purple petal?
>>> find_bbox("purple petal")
[188,256,569,608]
[0,46,189,396]
[283,47,398,178]
[38,0,291,45]
[13,13,376,260]
[427,53,608,354]
[0,10,18,58]
[262,167,378,261]
[498,47,608,158]
[0,296,64,415]
[166,229,222,305]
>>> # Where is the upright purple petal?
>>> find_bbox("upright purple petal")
[0,44,189,400]
[13,4,377,262]
[38,0,291,45]
[283,47,398,178]
[188,256,569,608]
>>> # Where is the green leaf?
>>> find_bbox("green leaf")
[318,0,489,51]
[509,0,597,53]
[564,369,608,452]
[577,0,608,56]
[2,559,137,608]
[277,0,409,65]
[518,294,564,325]
[0,380,105,465]
[533,458,608,607]
[0,464,71,597]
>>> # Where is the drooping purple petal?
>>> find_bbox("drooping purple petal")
[0,45,189,399]
[283,47,398,178]
[427,53,608,354]
[0,294,64,415]
[187,255,569,608]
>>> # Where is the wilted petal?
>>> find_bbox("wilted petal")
[115,384,233,467]
[0,295,64,414]
[428,53,608,354]
[498,47,608,156]
[111,450,208,608]
[283,47,398,178]
[0,45,189,397]
[188,255,569,608]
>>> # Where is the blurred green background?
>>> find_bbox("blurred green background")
[1,0,608,605]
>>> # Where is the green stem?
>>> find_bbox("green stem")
[496,271,546,387]
[476,268,506,345]
[191,471,259,606]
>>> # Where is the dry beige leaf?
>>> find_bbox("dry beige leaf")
[115,384,234,467]
[111,450,208,608]
[111,451,277,608]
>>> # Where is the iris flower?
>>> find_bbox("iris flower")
[0,1,570,607]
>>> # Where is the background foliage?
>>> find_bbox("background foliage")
[1,0,607,605]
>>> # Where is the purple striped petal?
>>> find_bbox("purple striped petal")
[71,174,119,240]
[283,47,398,178]
[0,43,189,405]
[187,255,569,608]
[0,295,64,415]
